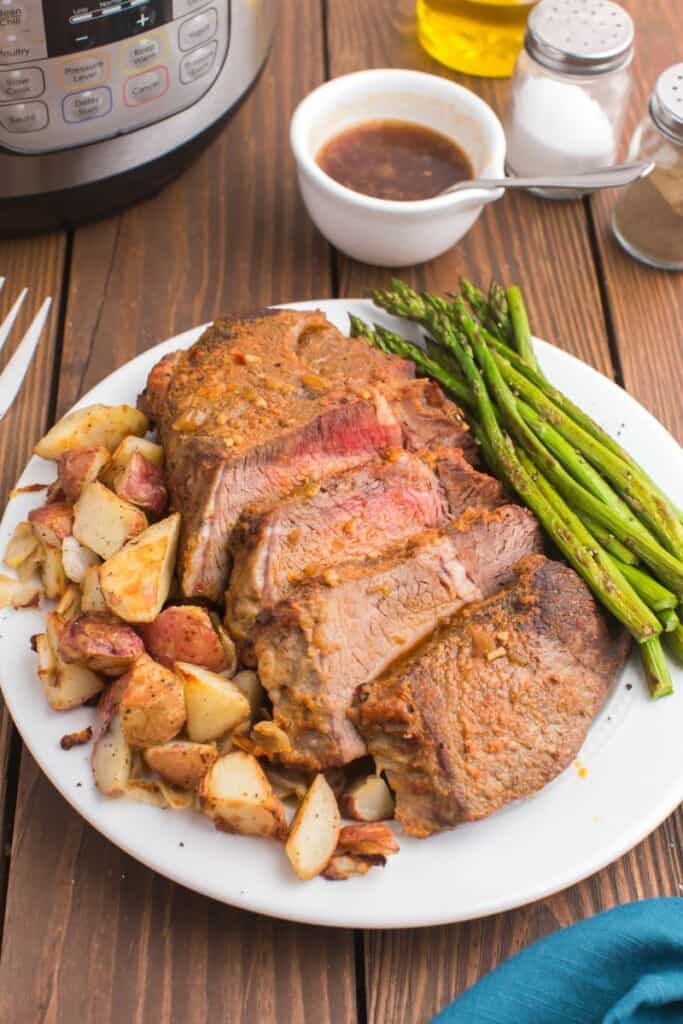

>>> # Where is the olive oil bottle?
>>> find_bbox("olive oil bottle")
[416,0,536,78]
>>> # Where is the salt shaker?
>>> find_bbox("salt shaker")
[612,64,683,271]
[506,0,634,199]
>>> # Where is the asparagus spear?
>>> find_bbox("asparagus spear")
[492,349,683,558]
[583,517,639,566]
[506,285,541,374]
[640,637,674,698]
[658,608,680,633]
[611,560,678,612]
[664,626,683,666]
[348,315,472,409]
[454,301,683,594]
[488,281,513,343]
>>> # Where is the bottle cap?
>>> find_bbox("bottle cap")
[526,0,634,75]
[650,63,683,144]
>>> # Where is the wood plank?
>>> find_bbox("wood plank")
[326,2,683,1022]
[592,0,683,443]
[0,7,357,1023]
[0,233,66,925]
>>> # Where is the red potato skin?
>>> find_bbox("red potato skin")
[139,605,227,671]
[28,500,74,543]
[58,612,144,670]
[58,446,110,503]
[114,452,168,516]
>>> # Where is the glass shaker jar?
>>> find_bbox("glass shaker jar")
[613,64,683,271]
[506,0,634,198]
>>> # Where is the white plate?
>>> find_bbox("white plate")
[1,298,682,930]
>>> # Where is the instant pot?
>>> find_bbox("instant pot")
[0,0,275,236]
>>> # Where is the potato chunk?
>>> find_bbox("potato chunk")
[199,751,287,839]
[285,774,340,880]
[35,404,148,460]
[58,612,144,675]
[99,513,180,623]
[58,446,111,503]
[28,501,73,547]
[341,775,395,822]
[175,661,251,743]
[39,610,104,710]
[92,712,132,797]
[110,435,164,472]
[41,544,68,601]
[119,654,186,748]
[139,605,227,671]
[81,564,107,612]
[73,482,148,560]
[113,452,167,516]
[144,741,217,790]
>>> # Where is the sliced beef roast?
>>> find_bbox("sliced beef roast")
[254,505,543,770]
[141,310,473,601]
[226,447,504,647]
[353,555,630,837]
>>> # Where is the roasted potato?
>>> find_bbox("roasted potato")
[4,521,40,570]
[62,535,100,584]
[99,513,180,623]
[35,404,148,461]
[0,573,41,608]
[41,544,68,601]
[81,564,107,612]
[341,775,395,822]
[92,712,132,797]
[175,661,251,743]
[39,610,104,710]
[119,654,186,748]
[73,482,148,560]
[143,740,217,790]
[199,751,288,839]
[139,605,228,671]
[28,500,73,547]
[110,435,164,472]
[337,823,399,858]
[58,612,144,675]
[285,773,341,880]
[113,452,167,516]
[58,446,111,503]
[235,721,291,759]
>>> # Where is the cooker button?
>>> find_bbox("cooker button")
[0,66,44,102]
[179,39,217,84]
[178,7,217,52]
[172,0,211,17]
[62,87,113,123]
[124,35,162,70]
[0,100,48,133]
[61,55,108,89]
[0,2,29,31]
[124,66,169,106]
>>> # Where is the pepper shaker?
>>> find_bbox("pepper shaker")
[612,64,683,271]
[506,0,634,199]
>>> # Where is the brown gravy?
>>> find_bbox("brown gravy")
[316,119,473,202]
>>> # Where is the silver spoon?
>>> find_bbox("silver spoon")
[438,160,654,196]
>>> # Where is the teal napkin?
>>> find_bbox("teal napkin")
[432,898,683,1024]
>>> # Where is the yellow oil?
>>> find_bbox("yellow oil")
[416,0,535,78]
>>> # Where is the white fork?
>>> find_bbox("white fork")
[0,278,52,423]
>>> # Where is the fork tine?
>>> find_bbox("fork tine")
[0,296,52,423]
[0,287,28,359]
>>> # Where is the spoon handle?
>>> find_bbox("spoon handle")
[441,160,655,196]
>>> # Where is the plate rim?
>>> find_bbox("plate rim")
[1,297,682,930]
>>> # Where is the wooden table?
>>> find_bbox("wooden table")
[0,1,681,1020]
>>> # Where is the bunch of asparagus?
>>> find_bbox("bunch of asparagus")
[349,278,683,698]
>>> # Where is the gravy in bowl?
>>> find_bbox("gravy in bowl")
[316,119,473,202]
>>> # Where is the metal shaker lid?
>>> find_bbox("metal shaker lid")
[526,0,634,76]
[650,63,683,143]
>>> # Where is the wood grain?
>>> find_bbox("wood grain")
[0,7,357,1023]
[0,233,66,922]
[326,2,683,1021]
[592,0,683,443]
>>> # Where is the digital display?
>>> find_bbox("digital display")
[44,0,174,57]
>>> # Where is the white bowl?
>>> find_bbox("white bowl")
[290,69,506,267]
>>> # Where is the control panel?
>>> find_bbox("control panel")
[0,0,230,154]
